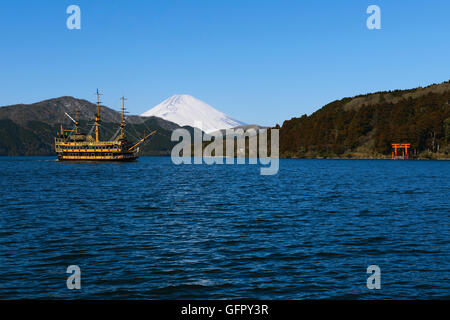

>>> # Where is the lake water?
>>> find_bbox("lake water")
[0,157,449,299]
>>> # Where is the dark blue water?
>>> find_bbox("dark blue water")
[0,157,449,299]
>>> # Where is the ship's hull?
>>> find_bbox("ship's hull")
[57,154,138,162]
[55,136,140,162]
[56,152,138,162]
[53,90,155,162]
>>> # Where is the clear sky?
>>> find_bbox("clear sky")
[0,0,449,126]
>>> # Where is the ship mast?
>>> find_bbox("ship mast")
[75,106,80,134]
[95,88,101,142]
[120,96,127,138]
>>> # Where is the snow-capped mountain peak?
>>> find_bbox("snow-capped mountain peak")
[141,94,245,133]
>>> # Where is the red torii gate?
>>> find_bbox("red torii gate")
[392,143,410,160]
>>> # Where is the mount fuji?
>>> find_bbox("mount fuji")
[140,94,245,133]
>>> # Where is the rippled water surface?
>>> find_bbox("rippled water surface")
[0,157,449,299]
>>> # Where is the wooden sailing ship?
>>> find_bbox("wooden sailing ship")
[55,89,155,161]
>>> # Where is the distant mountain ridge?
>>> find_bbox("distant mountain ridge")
[0,96,195,156]
[141,94,245,133]
[0,96,179,130]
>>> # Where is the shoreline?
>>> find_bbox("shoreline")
[1,154,449,160]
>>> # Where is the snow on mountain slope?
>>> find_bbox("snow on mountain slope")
[140,94,245,133]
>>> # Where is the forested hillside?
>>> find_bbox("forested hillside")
[279,81,450,159]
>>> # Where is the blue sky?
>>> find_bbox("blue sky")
[0,0,449,126]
